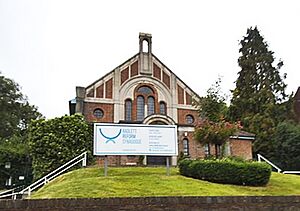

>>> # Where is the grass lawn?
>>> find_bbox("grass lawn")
[31,166,300,199]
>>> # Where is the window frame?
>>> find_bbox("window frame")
[183,138,189,156]
[93,108,104,119]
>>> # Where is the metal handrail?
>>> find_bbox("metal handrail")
[0,151,87,200]
[257,154,300,175]
[0,188,16,199]
[0,188,14,196]
[282,171,300,174]
[257,154,282,173]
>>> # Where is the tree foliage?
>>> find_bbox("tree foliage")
[228,27,292,155]
[0,136,32,188]
[0,73,42,139]
[0,73,42,188]
[194,120,240,146]
[195,78,240,157]
[196,77,228,122]
[269,121,300,170]
[28,114,93,179]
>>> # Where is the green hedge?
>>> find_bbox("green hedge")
[179,158,272,186]
[28,114,93,180]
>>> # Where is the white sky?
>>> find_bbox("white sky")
[0,0,299,118]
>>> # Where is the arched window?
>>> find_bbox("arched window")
[147,96,155,115]
[183,139,189,156]
[125,99,132,121]
[137,86,153,95]
[137,96,145,121]
[142,40,149,53]
[159,101,166,115]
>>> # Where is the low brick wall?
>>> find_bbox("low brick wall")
[1,196,300,211]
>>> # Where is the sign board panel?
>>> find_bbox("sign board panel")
[94,123,178,156]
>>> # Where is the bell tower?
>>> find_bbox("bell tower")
[139,32,153,75]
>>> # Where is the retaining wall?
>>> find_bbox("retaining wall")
[1,196,300,210]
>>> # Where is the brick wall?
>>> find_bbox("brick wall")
[153,63,161,80]
[185,92,192,105]
[130,61,138,77]
[96,84,104,98]
[105,78,113,99]
[229,139,253,160]
[121,67,129,85]
[1,196,300,210]
[177,109,198,125]
[177,85,184,105]
[178,131,205,159]
[84,102,114,122]
[162,71,170,88]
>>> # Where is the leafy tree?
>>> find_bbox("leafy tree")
[0,73,42,188]
[0,73,42,140]
[194,78,241,158]
[28,114,93,179]
[195,77,228,122]
[0,136,32,188]
[228,27,291,155]
[195,120,239,146]
[269,121,300,170]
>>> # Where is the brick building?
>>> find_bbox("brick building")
[72,33,253,166]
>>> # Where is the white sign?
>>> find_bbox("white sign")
[94,123,178,156]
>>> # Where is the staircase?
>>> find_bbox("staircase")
[0,151,87,200]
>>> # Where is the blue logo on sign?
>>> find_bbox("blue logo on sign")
[99,128,122,143]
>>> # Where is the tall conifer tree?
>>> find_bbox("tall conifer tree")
[229,27,289,155]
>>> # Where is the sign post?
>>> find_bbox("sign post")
[166,157,170,176]
[93,123,178,176]
[104,155,108,177]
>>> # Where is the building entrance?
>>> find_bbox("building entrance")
[146,119,169,166]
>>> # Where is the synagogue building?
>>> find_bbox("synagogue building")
[71,33,254,166]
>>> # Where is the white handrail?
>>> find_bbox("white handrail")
[21,151,87,196]
[0,151,87,200]
[21,151,87,194]
[257,154,282,173]
[0,188,14,196]
[282,171,300,174]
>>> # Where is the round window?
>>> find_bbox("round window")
[93,108,104,118]
[185,115,194,124]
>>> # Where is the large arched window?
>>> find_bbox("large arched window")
[137,86,154,95]
[136,96,145,121]
[147,96,155,115]
[159,101,167,115]
[125,99,132,121]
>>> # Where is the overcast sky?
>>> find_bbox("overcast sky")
[1,0,299,118]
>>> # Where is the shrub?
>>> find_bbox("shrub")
[178,158,271,186]
[28,114,93,179]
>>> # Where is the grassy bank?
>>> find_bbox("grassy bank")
[31,167,300,199]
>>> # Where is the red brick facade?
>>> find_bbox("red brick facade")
[177,85,184,105]
[177,109,199,125]
[121,67,129,85]
[84,102,114,123]
[130,61,138,77]
[153,63,161,80]
[76,33,253,166]
[229,139,253,160]
[96,84,104,98]
[162,71,170,88]
[105,78,113,99]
